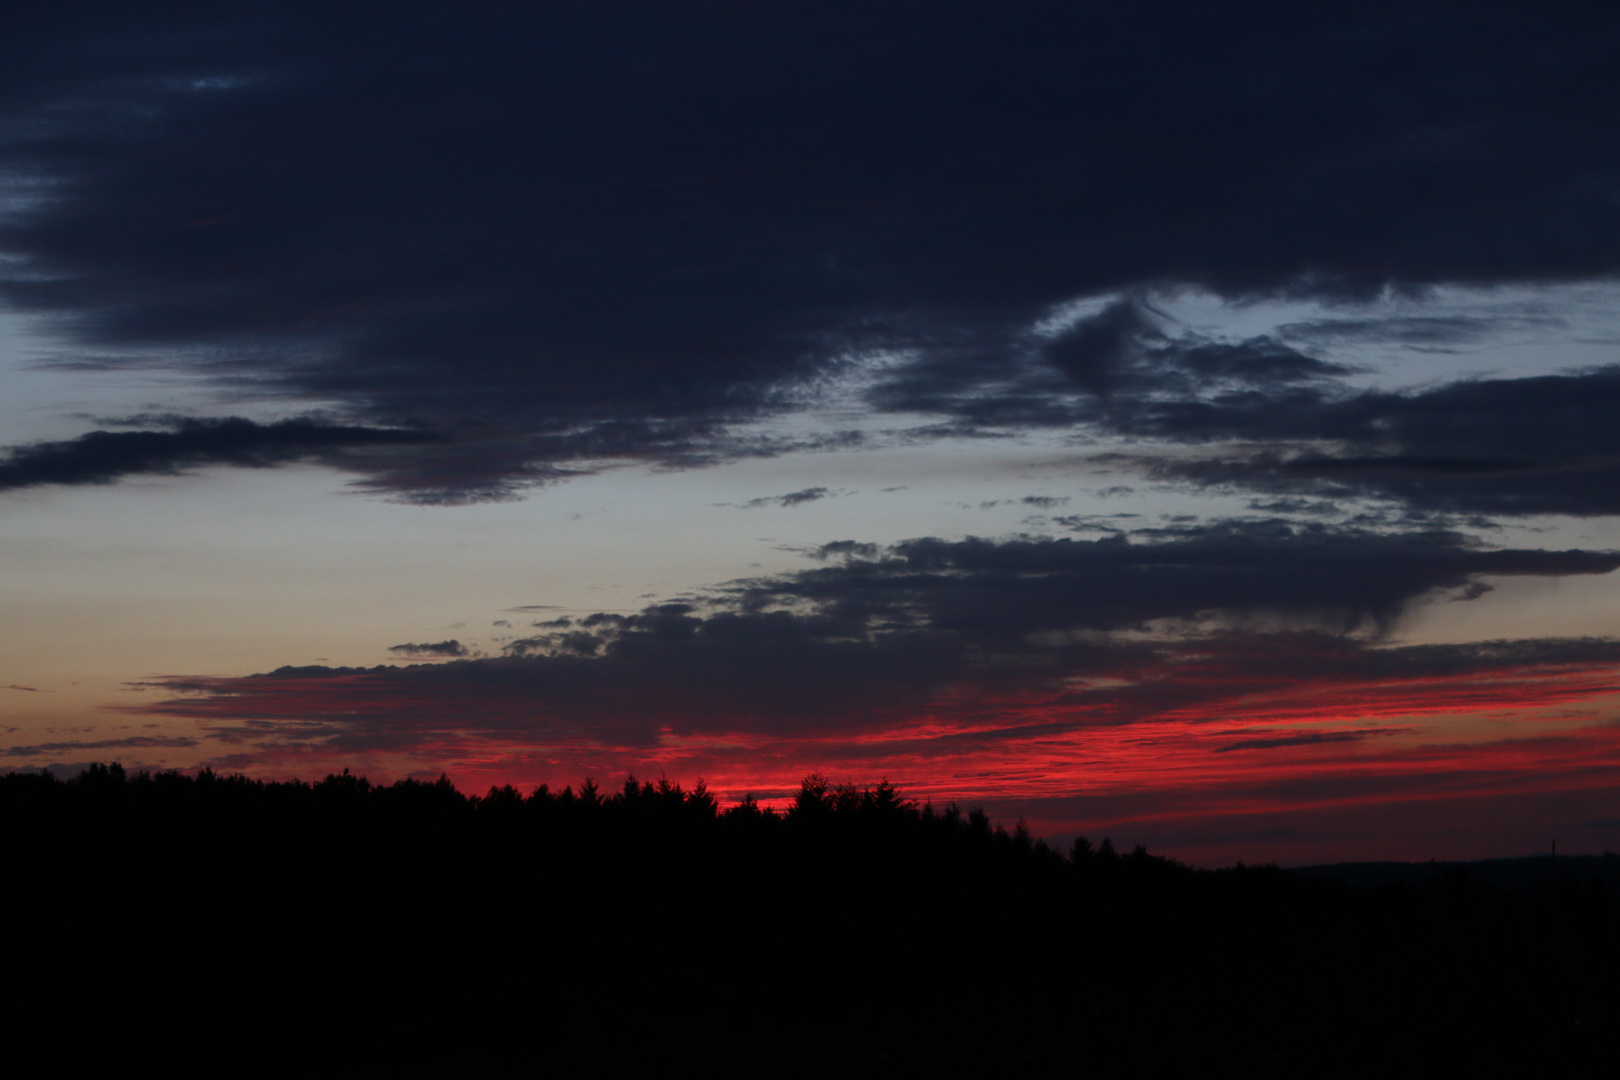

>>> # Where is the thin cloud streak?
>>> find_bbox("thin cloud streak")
[0,416,441,492]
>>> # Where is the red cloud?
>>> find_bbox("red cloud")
[123,631,1620,864]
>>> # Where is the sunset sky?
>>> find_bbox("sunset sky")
[4,1,1620,865]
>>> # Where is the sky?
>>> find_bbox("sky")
[3,0,1620,865]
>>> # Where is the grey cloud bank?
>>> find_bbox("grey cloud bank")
[0,1,1614,507]
[141,523,1620,755]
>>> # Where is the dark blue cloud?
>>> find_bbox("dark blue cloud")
[1149,368,1620,516]
[746,522,1620,639]
[0,2,1614,500]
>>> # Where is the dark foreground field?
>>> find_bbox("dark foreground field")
[3,765,1615,1077]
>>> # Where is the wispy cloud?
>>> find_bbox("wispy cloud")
[386,641,469,658]
[3,735,199,758]
[735,487,835,509]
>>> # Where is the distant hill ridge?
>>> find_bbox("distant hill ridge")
[1294,853,1620,895]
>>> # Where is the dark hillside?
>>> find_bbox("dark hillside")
[2,765,1615,1076]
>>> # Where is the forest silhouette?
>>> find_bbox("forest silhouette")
[2,764,1614,1076]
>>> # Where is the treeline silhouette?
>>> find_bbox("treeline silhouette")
[2,764,1615,1076]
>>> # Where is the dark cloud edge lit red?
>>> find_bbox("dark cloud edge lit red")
[125,626,1620,868]
[122,525,1620,769]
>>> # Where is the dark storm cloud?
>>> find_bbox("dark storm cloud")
[896,295,1620,518]
[1,2,1616,500]
[739,521,1620,639]
[135,523,1620,754]
[864,296,1353,434]
[1041,299,1352,399]
[0,416,439,492]
[1149,367,1620,516]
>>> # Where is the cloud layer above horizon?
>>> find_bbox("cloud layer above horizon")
[150,522,1620,747]
[137,523,1620,861]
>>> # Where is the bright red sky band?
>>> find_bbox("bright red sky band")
[116,631,1620,865]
